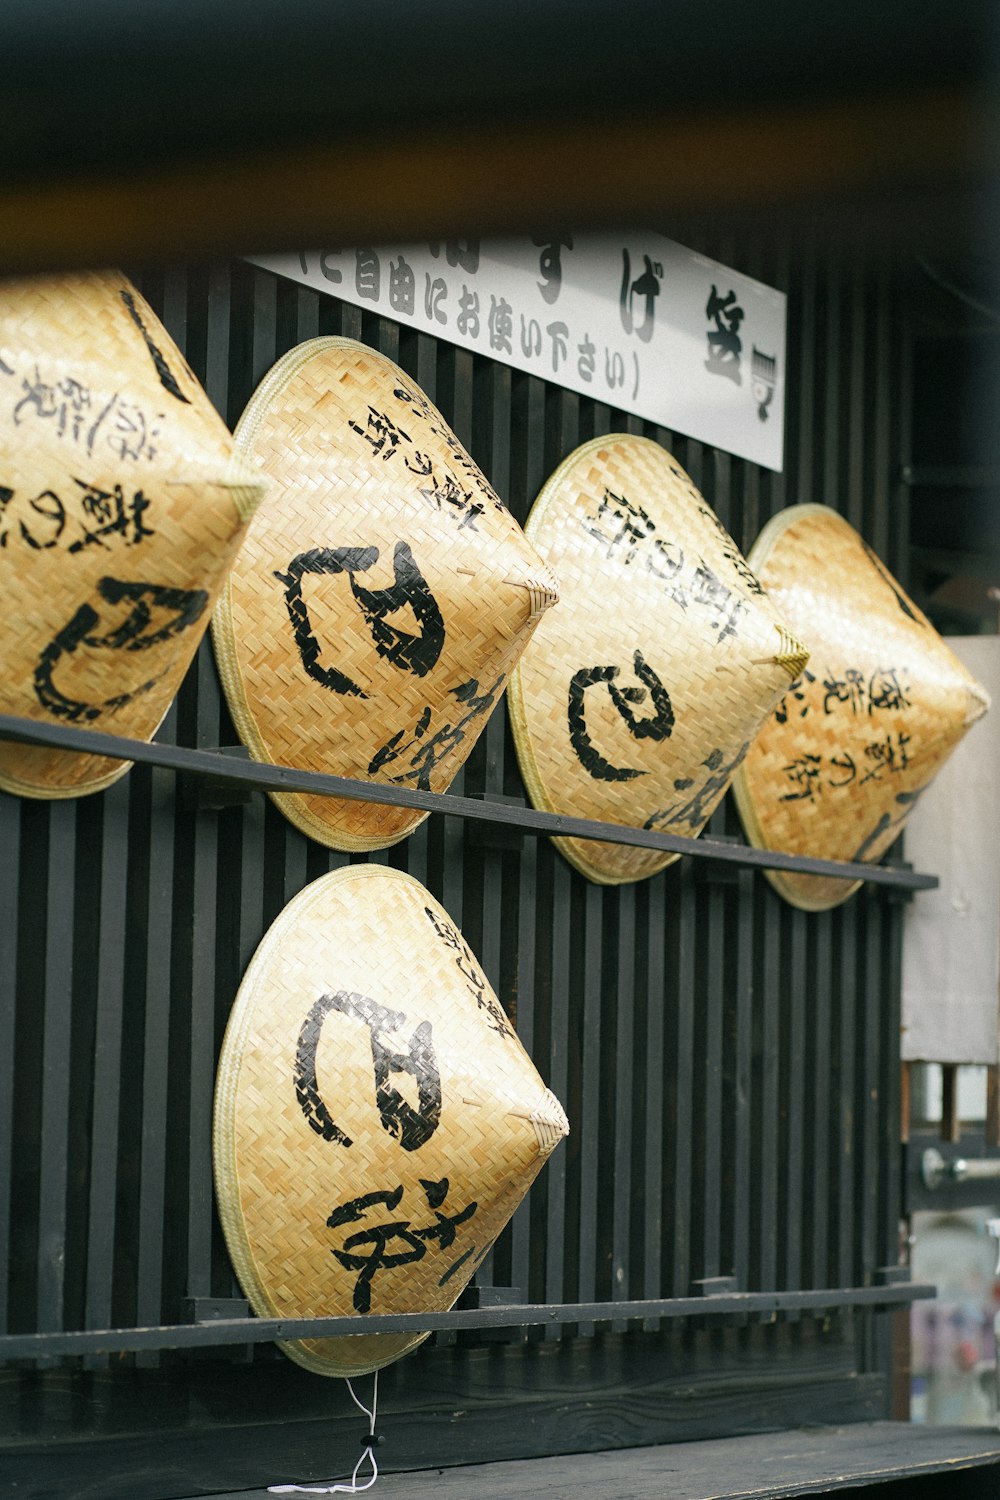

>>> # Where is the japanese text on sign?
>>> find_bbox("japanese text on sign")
[249,235,786,471]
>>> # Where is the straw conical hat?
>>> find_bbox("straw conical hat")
[213,865,568,1376]
[0,271,266,798]
[507,435,809,884]
[212,338,558,850]
[732,504,991,910]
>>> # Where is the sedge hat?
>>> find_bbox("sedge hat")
[508,434,808,883]
[732,504,990,909]
[213,338,558,850]
[213,865,568,1376]
[0,271,265,797]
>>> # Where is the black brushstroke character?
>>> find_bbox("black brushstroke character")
[67,479,154,551]
[752,347,777,421]
[778,752,823,802]
[417,470,484,532]
[7,488,66,550]
[34,576,208,722]
[774,669,817,724]
[119,289,191,403]
[368,674,503,790]
[868,667,911,714]
[704,285,744,384]
[821,668,865,717]
[355,248,381,302]
[429,240,480,274]
[423,905,512,1039]
[533,236,573,304]
[828,751,857,788]
[643,741,750,833]
[348,541,445,677]
[457,285,480,339]
[275,547,375,698]
[388,256,415,316]
[584,487,655,565]
[274,542,444,698]
[328,1177,478,1313]
[619,250,662,343]
[567,650,673,782]
[852,785,928,862]
[295,990,442,1152]
[860,539,923,626]
[689,560,746,643]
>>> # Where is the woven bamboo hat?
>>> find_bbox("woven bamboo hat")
[0,271,265,799]
[212,338,558,850]
[507,435,809,883]
[732,504,991,910]
[214,865,568,1377]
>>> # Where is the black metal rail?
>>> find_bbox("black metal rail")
[0,715,937,892]
[0,1284,934,1361]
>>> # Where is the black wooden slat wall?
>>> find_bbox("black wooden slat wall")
[0,243,912,1495]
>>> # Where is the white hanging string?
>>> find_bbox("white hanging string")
[268,1370,381,1496]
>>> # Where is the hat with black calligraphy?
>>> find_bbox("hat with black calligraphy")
[212,337,558,850]
[0,270,266,798]
[732,504,990,909]
[507,434,809,883]
[213,864,568,1376]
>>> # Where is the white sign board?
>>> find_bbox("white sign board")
[249,234,786,472]
[902,636,1000,1065]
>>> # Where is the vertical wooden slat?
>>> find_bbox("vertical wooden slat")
[869,254,893,562]
[543,854,571,1334]
[250,267,278,391]
[201,263,230,426]
[941,1064,961,1144]
[82,779,130,1362]
[642,874,666,1310]
[0,796,19,1334]
[36,801,77,1341]
[879,900,905,1417]
[698,881,725,1280]
[822,249,843,516]
[891,245,914,589]
[900,1062,912,1145]
[509,835,539,1297]
[752,880,780,1292]
[835,900,858,1287]
[727,869,754,1290]
[611,883,635,1322]
[781,908,807,1296]
[134,718,179,1362]
[576,882,603,1331]
[667,860,695,1297]
[986,1066,1000,1150]
[846,246,867,537]
[806,911,832,1289]
[794,247,817,505]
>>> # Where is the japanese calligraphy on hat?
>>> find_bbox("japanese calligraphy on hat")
[0,271,266,798]
[507,434,809,884]
[732,504,991,910]
[212,337,558,850]
[214,865,568,1376]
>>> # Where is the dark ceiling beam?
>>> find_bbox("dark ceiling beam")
[0,86,992,276]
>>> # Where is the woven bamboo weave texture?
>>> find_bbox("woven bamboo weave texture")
[0,271,265,797]
[732,504,991,910]
[507,434,808,884]
[212,337,558,851]
[213,865,568,1377]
